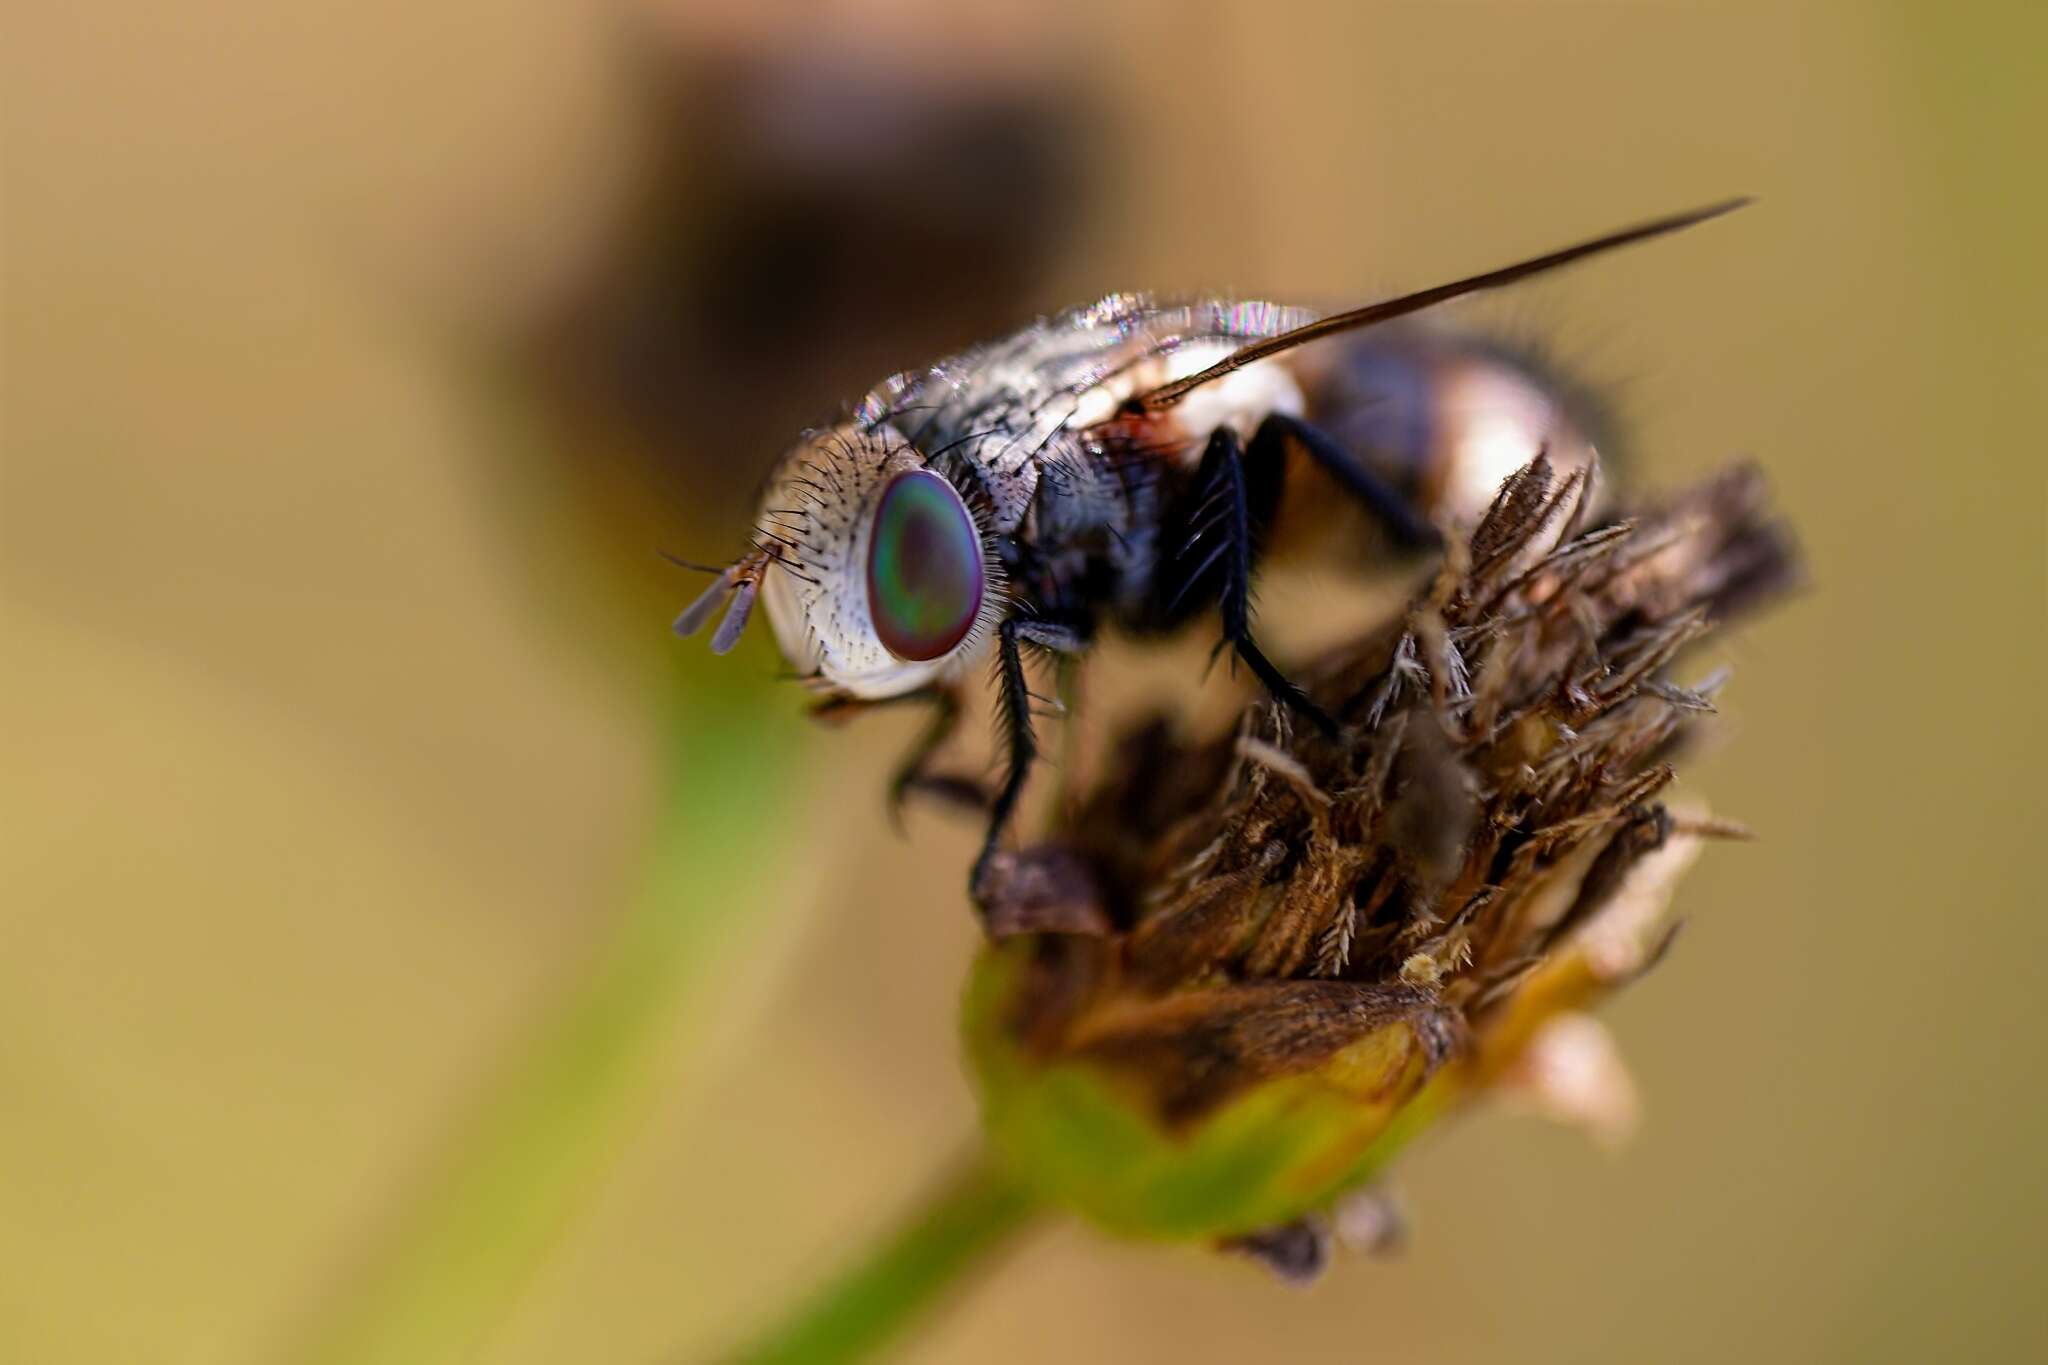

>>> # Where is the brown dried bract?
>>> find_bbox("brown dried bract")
[985,455,1799,1124]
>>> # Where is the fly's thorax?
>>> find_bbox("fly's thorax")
[915,353,1284,538]
[1157,352,1307,455]
[755,422,1004,700]
[1059,345,1309,462]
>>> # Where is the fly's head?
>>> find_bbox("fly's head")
[676,422,1006,700]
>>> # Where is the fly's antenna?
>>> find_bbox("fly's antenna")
[673,548,770,655]
[658,550,734,575]
[1128,198,1751,414]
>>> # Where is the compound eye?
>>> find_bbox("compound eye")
[866,469,985,661]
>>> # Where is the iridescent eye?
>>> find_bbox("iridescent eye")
[866,469,985,661]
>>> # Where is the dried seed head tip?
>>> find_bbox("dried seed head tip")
[964,456,1800,1267]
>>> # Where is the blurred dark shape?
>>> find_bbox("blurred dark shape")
[1222,1219,1330,1284]
[524,39,1101,530]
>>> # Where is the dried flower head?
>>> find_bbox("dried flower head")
[964,455,1799,1278]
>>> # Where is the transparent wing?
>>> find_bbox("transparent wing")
[851,295,1321,530]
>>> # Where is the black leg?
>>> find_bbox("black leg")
[1254,412,1439,549]
[1205,426,1340,738]
[1151,422,1283,628]
[888,687,991,822]
[809,688,987,823]
[971,616,1040,901]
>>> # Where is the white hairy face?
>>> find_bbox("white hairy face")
[755,423,1005,700]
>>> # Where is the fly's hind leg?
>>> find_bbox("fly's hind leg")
[1252,412,1439,550]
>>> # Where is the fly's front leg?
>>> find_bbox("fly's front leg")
[808,687,987,825]
[1254,412,1439,550]
[971,617,1038,905]
[970,614,1090,909]
[1203,426,1340,738]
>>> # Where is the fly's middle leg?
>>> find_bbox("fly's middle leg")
[1204,426,1340,738]
[1145,425,1336,736]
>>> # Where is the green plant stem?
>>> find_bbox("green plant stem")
[718,1152,1042,1365]
[299,668,801,1365]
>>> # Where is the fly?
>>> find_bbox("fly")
[674,200,1749,906]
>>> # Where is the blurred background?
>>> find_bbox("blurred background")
[5,3,2043,1362]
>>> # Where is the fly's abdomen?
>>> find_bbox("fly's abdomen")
[1297,324,1613,532]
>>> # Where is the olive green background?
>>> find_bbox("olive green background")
[5,3,2042,1362]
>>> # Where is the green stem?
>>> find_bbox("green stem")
[718,1152,1042,1365]
[297,669,802,1365]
